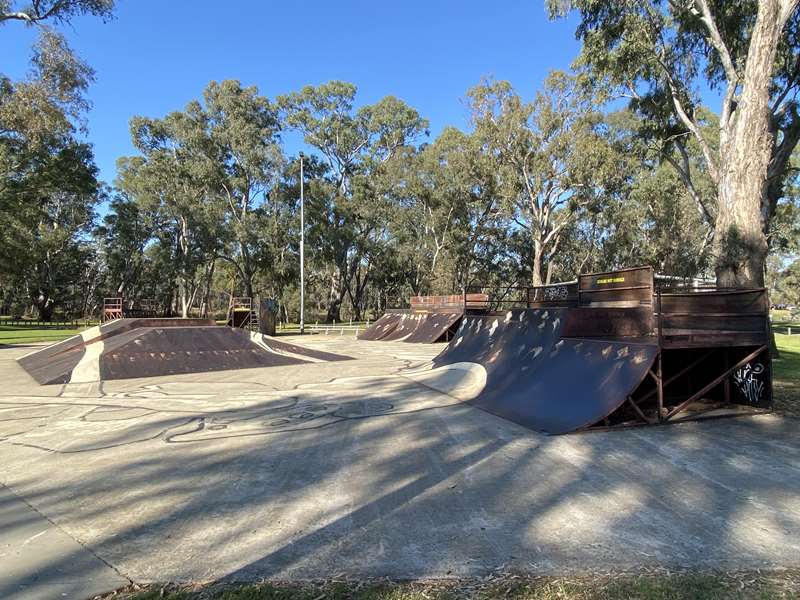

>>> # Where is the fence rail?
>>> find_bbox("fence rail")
[1,318,96,328]
[278,321,371,336]
[772,325,798,336]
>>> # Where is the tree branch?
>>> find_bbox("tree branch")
[642,3,721,183]
[664,145,715,228]
[0,0,70,23]
[692,0,739,128]
[661,63,721,184]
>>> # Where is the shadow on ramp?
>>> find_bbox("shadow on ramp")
[17,320,352,384]
[414,309,657,434]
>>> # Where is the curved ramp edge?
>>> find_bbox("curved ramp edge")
[431,309,658,434]
[474,339,658,434]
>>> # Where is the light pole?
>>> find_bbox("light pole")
[299,152,305,334]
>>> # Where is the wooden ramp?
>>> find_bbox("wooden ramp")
[18,320,352,384]
[430,309,658,434]
[426,266,772,434]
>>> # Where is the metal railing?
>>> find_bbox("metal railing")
[279,320,371,336]
[0,318,97,328]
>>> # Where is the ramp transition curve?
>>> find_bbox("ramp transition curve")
[419,308,658,434]
[358,311,462,343]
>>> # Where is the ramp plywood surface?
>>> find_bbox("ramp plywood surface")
[357,313,402,341]
[402,311,463,344]
[17,324,352,384]
[380,314,426,341]
[432,309,658,434]
[17,318,216,384]
[98,327,305,380]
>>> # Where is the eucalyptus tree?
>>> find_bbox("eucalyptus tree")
[120,104,224,317]
[468,71,624,286]
[0,139,99,319]
[383,126,507,294]
[0,1,113,318]
[279,81,428,321]
[0,0,113,25]
[96,193,153,298]
[201,80,283,298]
[550,0,800,287]
[119,80,283,311]
[0,34,102,319]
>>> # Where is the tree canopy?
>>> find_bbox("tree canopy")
[549,0,800,286]
[2,3,799,322]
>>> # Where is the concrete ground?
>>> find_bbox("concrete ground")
[0,335,799,600]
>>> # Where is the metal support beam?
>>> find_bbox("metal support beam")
[637,350,715,405]
[627,395,656,424]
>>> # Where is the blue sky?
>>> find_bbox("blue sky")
[1,1,582,188]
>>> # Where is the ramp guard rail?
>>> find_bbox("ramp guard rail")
[465,266,770,346]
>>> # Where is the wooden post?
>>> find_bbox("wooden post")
[657,352,664,422]
[723,348,730,404]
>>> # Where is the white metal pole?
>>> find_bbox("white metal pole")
[299,153,305,335]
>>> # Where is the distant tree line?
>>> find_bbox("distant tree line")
[2,1,799,321]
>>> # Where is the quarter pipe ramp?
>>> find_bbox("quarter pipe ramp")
[357,313,402,341]
[411,266,771,434]
[416,309,658,434]
[358,294,481,343]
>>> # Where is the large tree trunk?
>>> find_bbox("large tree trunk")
[241,244,255,299]
[178,278,189,318]
[714,0,795,287]
[243,277,254,300]
[325,268,345,323]
[32,291,53,321]
[200,259,215,318]
[532,238,544,286]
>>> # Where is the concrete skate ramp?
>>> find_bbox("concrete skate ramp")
[357,313,402,340]
[17,318,215,385]
[430,309,658,434]
[254,334,354,363]
[402,311,463,343]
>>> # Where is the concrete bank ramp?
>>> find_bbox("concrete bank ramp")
[410,308,658,434]
[17,320,352,384]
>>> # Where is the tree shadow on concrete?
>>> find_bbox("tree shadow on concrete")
[0,370,799,595]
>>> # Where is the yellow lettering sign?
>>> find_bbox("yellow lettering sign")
[596,276,625,284]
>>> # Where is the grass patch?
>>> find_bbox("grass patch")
[771,309,793,322]
[105,571,800,600]
[773,332,800,417]
[0,323,89,346]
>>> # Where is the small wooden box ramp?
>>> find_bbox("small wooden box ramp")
[413,266,772,434]
[17,318,352,385]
